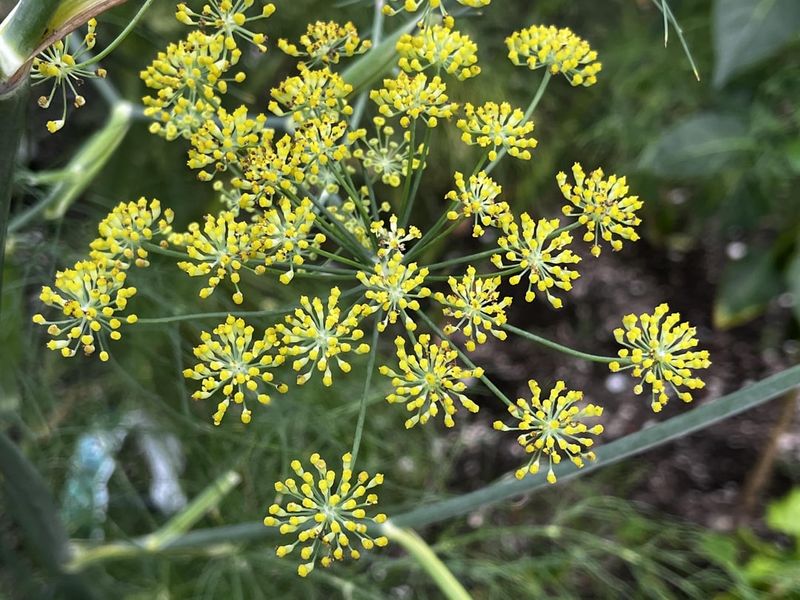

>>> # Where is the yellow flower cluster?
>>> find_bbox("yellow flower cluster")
[445,171,510,237]
[397,24,480,80]
[269,67,353,123]
[188,106,268,181]
[141,31,243,140]
[33,261,137,361]
[494,380,603,483]
[170,211,257,304]
[610,304,711,412]
[371,215,422,257]
[354,118,422,187]
[370,72,458,128]
[357,252,431,331]
[32,19,107,133]
[278,21,371,66]
[380,334,483,428]
[457,102,537,161]
[264,453,388,577]
[184,316,287,425]
[558,162,643,257]
[383,0,490,18]
[275,288,372,386]
[175,1,276,52]
[434,266,511,351]
[507,25,601,87]
[253,197,327,284]
[89,198,174,269]
[492,215,581,307]
[236,134,305,205]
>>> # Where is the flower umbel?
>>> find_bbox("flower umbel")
[370,72,458,128]
[457,102,537,161]
[264,452,388,577]
[434,266,512,351]
[278,21,371,66]
[492,215,581,307]
[170,211,258,304]
[493,379,603,483]
[558,163,643,257]
[445,170,510,237]
[33,261,137,361]
[397,24,480,80]
[610,304,711,412]
[506,25,601,86]
[32,19,107,133]
[175,1,276,52]
[89,198,174,268]
[188,106,268,181]
[184,316,286,425]
[357,252,431,331]
[269,67,353,123]
[275,287,372,386]
[355,118,422,187]
[380,334,484,428]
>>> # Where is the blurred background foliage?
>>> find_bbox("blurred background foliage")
[2,0,800,598]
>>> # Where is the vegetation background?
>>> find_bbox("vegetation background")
[1,0,800,597]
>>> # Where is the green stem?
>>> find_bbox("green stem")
[136,287,366,325]
[74,0,155,68]
[80,365,800,553]
[67,470,241,571]
[350,323,381,466]
[485,71,551,176]
[400,126,431,227]
[380,521,472,600]
[427,247,498,271]
[136,308,293,326]
[0,78,28,314]
[314,247,367,270]
[417,310,513,407]
[399,123,417,224]
[502,323,618,364]
[0,0,61,80]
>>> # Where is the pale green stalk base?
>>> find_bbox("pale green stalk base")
[381,521,472,600]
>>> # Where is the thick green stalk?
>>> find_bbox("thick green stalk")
[380,522,472,600]
[0,0,61,80]
[94,364,800,556]
[0,77,28,314]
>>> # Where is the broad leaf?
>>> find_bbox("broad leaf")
[638,113,751,178]
[713,249,782,329]
[713,0,800,88]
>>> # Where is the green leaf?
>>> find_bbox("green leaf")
[766,488,800,538]
[713,249,782,329]
[343,18,417,95]
[638,113,751,178]
[0,432,70,573]
[787,246,800,324]
[713,0,800,88]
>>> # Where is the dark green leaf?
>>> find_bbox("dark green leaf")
[0,432,70,573]
[638,113,751,178]
[713,250,782,329]
[713,0,800,88]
